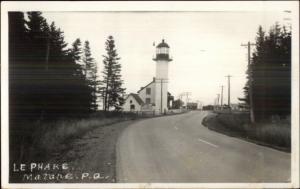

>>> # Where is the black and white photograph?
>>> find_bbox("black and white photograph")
[1,1,299,188]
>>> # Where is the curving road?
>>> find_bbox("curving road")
[116,111,290,183]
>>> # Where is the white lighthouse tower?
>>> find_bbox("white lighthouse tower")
[153,39,172,114]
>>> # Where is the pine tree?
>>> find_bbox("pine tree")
[26,12,49,65]
[9,11,29,124]
[243,24,291,121]
[83,40,99,111]
[101,36,125,111]
[9,11,97,168]
[69,38,85,76]
[71,38,82,64]
[68,38,94,115]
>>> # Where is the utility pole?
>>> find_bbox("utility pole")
[179,92,191,109]
[220,85,224,109]
[185,92,191,109]
[156,78,168,114]
[241,41,255,123]
[179,94,183,109]
[225,75,232,109]
[161,79,163,114]
[217,94,220,109]
[186,92,190,106]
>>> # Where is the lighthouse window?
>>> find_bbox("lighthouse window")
[160,47,168,54]
[157,48,169,54]
[146,88,151,95]
[146,98,151,104]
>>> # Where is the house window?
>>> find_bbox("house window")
[146,98,151,104]
[130,104,135,110]
[130,100,132,103]
[146,88,151,95]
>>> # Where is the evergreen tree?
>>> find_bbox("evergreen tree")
[67,38,94,115]
[70,38,82,64]
[10,12,95,120]
[69,38,84,76]
[9,11,97,167]
[9,12,29,120]
[82,40,99,111]
[242,24,291,121]
[101,36,125,111]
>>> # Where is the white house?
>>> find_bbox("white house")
[123,93,144,111]
[123,39,172,114]
[137,78,156,110]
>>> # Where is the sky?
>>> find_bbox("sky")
[42,10,291,105]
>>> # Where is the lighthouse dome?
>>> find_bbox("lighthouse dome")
[157,39,169,48]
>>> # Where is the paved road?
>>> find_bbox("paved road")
[116,111,290,183]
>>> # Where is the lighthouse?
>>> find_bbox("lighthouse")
[122,39,173,114]
[153,39,172,114]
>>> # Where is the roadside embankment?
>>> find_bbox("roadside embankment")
[202,112,291,152]
[10,110,189,183]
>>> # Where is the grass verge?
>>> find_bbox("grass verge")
[202,112,291,152]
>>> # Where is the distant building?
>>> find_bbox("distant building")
[203,105,214,111]
[123,39,172,114]
[187,102,198,110]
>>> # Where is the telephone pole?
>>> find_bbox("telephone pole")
[241,41,255,123]
[220,85,224,109]
[225,75,232,109]
[179,92,191,109]
[156,78,168,114]
[186,92,190,105]
[216,94,220,110]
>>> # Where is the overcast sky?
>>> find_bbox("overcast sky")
[42,10,291,105]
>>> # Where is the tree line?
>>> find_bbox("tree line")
[9,11,125,123]
[240,23,291,122]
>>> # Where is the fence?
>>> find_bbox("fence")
[123,109,188,119]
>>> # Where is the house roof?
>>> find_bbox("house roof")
[137,78,155,93]
[127,93,144,105]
